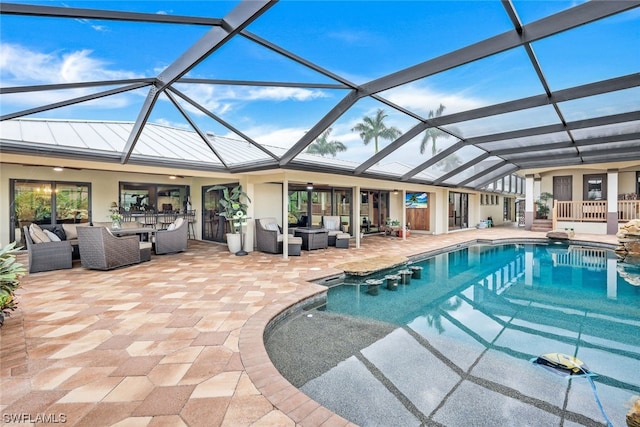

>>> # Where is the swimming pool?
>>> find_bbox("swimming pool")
[266,243,640,426]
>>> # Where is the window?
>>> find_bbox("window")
[119,182,190,213]
[10,179,91,245]
[583,174,607,200]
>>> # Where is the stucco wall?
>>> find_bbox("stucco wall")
[2,159,524,246]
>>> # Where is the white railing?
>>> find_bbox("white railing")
[554,200,640,222]
[618,200,640,222]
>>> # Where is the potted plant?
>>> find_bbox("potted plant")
[109,202,123,229]
[0,242,26,327]
[535,192,554,219]
[209,184,251,255]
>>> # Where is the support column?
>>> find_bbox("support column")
[282,178,289,259]
[402,189,407,241]
[354,186,361,248]
[607,169,619,235]
[524,175,535,230]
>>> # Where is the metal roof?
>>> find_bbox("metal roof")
[1,0,639,189]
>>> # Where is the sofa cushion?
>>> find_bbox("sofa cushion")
[323,217,340,231]
[29,223,51,243]
[62,223,78,240]
[44,229,61,241]
[51,225,67,241]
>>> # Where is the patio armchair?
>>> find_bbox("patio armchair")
[22,225,73,273]
[255,217,284,254]
[154,217,188,255]
[77,226,142,270]
[321,215,344,246]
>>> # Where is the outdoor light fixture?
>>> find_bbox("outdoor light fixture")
[306,182,313,190]
[169,175,177,180]
[53,167,64,172]
[393,189,399,195]
[110,201,118,209]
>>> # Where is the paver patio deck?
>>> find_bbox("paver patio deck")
[0,226,618,426]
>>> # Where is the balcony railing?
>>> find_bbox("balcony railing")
[554,200,640,222]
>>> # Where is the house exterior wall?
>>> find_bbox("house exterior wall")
[2,156,524,247]
[531,166,640,234]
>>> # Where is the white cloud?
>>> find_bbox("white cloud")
[382,82,484,116]
[74,18,109,32]
[91,25,109,32]
[171,83,327,118]
[1,43,139,85]
[0,43,141,110]
[244,87,327,102]
[153,118,191,130]
[230,125,306,149]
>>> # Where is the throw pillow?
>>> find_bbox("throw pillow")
[167,223,176,231]
[52,225,67,241]
[62,223,78,240]
[324,218,337,230]
[264,222,279,231]
[29,223,51,243]
[44,229,61,241]
[174,217,185,229]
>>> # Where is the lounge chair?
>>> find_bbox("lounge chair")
[77,226,144,270]
[154,217,188,254]
[255,217,283,254]
[321,215,344,246]
[255,218,302,255]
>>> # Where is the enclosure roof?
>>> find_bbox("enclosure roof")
[1,0,639,189]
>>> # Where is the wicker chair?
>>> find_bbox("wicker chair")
[321,215,344,246]
[22,225,73,273]
[77,226,141,270]
[255,218,283,254]
[154,217,188,255]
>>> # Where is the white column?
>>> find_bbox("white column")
[282,178,288,259]
[354,186,361,248]
[607,169,619,235]
[525,175,535,230]
[402,189,407,241]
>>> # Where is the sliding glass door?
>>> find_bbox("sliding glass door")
[10,179,91,245]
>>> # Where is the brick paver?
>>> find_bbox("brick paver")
[0,227,617,426]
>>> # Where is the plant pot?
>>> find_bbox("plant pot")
[226,233,242,254]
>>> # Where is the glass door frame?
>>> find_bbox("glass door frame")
[9,179,92,245]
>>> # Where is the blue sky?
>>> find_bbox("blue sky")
[1,1,639,166]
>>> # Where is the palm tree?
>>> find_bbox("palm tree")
[306,127,346,157]
[420,104,451,156]
[351,108,402,154]
[436,152,463,172]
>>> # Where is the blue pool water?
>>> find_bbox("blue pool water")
[299,243,640,426]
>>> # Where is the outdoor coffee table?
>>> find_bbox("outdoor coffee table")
[294,227,329,250]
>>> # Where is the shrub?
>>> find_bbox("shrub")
[0,242,26,326]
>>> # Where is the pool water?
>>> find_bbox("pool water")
[267,243,640,426]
